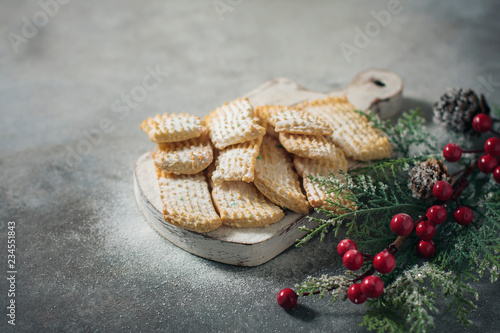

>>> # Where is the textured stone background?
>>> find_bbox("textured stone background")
[1,0,499,332]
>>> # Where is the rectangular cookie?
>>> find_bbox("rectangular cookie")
[153,132,213,175]
[211,181,284,228]
[211,136,262,184]
[156,168,222,233]
[269,106,332,135]
[278,132,337,160]
[254,136,310,214]
[140,112,203,143]
[205,98,266,149]
[298,96,392,161]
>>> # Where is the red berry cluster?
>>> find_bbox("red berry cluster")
[276,113,499,311]
[337,239,395,304]
[443,113,500,183]
[389,212,436,258]
[389,180,473,260]
[390,111,500,260]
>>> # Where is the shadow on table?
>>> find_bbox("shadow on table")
[283,304,317,322]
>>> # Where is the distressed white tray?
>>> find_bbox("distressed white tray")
[134,69,403,266]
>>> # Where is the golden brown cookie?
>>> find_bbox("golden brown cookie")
[254,136,310,214]
[211,136,262,184]
[140,113,203,143]
[269,106,332,135]
[211,181,284,228]
[298,96,392,161]
[155,169,222,233]
[278,132,337,160]
[152,132,213,174]
[205,98,266,149]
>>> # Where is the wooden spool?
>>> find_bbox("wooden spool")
[134,69,403,266]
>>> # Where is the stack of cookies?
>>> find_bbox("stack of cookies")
[140,113,221,232]
[140,96,392,233]
[204,98,286,228]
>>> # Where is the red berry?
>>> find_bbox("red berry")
[478,154,498,174]
[343,250,364,271]
[454,206,473,226]
[472,113,493,133]
[416,221,436,241]
[485,137,500,157]
[277,288,298,309]
[494,167,500,183]
[426,205,447,225]
[443,143,462,162]
[432,181,453,201]
[416,240,435,258]
[347,284,367,304]
[390,213,414,236]
[373,251,396,274]
[360,275,384,298]
[337,239,357,257]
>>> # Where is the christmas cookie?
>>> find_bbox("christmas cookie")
[254,135,310,214]
[140,112,203,143]
[211,181,284,228]
[211,136,262,184]
[205,98,266,149]
[155,168,221,233]
[152,132,213,175]
[299,96,392,161]
[278,132,337,160]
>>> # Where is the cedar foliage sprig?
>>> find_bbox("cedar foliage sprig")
[295,109,499,332]
[362,263,478,332]
[296,274,351,301]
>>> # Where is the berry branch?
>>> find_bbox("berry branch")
[275,92,500,332]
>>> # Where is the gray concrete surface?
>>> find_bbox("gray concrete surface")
[1,0,499,332]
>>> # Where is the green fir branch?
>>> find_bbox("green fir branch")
[294,103,498,332]
[361,307,407,333]
[362,263,477,333]
[297,166,427,250]
[434,188,500,282]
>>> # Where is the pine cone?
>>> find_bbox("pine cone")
[408,159,452,200]
[433,88,490,134]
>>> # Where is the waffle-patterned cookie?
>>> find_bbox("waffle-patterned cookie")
[152,132,213,174]
[294,150,356,213]
[140,113,203,143]
[211,181,284,228]
[155,169,222,232]
[278,132,337,160]
[254,136,310,214]
[298,96,392,161]
[211,136,262,184]
[268,106,332,135]
[205,98,266,149]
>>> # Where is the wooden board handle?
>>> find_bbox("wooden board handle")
[245,69,403,119]
[331,69,403,118]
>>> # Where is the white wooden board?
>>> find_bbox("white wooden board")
[134,69,403,266]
